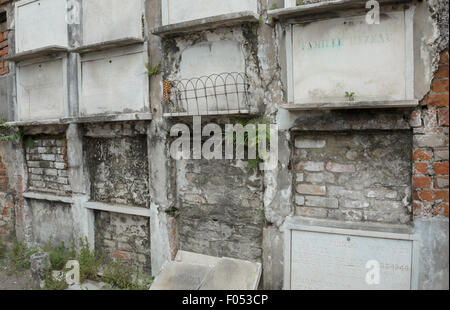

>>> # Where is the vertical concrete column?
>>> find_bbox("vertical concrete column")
[147,119,174,276]
[262,130,293,289]
[146,0,163,117]
[67,123,94,249]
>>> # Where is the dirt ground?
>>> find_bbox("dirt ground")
[0,258,33,290]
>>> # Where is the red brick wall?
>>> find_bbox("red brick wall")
[0,4,8,76]
[0,30,8,75]
[0,154,8,191]
[412,48,450,217]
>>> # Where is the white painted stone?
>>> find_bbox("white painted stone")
[288,228,414,290]
[305,196,339,209]
[15,0,68,53]
[178,41,247,114]
[82,0,144,46]
[297,161,325,172]
[79,46,148,116]
[296,173,304,182]
[295,195,305,206]
[295,138,326,149]
[291,11,408,104]
[17,58,67,121]
[162,0,258,25]
[343,200,370,209]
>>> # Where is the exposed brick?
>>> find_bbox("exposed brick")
[414,149,433,161]
[432,78,449,92]
[417,190,449,203]
[305,172,335,184]
[434,162,449,175]
[438,107,449,126]
[113,251,130,260]
[295,195,305,206]
[413,176,432,189]
[414,135,448,148]
[440,50,449,64]
[295,161,325,172]
[433,204,449,217]
[410,110,422,127]
[296,173,304,182]
[434,148,449,161]
[365,188,398,199]
[305,196,339,209]
[296,207,328,219]
[326,162,356,173]
[435,176,449,188]
[435,64,449,78]
[423,93,449,107]
[296,184,326,196]
[414,163,428,174]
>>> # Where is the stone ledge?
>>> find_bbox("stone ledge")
[23,191,73,204]
[4,46,68,62]
[281,99,419,111]
[283,216,415,239]
[85,201,151,218]
[268,0,413,20]
[163,109,249,117]
[152,11,260,37]
[7,118,66,127]
[63,112,153,124]
[71,37,144,54]
[6,113,153,127]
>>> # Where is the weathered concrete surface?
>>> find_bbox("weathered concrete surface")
[85,135,149,208]
[95,210,151,274]
[264,130,293,227]
[414,217,449,290]
[0,76,7,120]
[29,200,75,247]
[176,158,264,262]
[262,226,283,290]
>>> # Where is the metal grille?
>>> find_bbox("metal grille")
[163,72,250,117]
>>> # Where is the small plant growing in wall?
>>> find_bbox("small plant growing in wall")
[8,238,38,270]
[345,91,356,102]
[224,116,272,171]
[269,2,278,10]
[103,259,153,290]
[296,0,304,6]
[0,119,21,143]
[146,61,161,77]
[0,237,5,259]
[76,238,103,283]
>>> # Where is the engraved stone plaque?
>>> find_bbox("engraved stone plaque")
[290,11,409,104]
[284,217,417,290]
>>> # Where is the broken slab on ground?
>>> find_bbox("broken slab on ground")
[150,251,262,290]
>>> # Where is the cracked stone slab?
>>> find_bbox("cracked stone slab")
[150,261,213,290]
[199,258,262,290]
